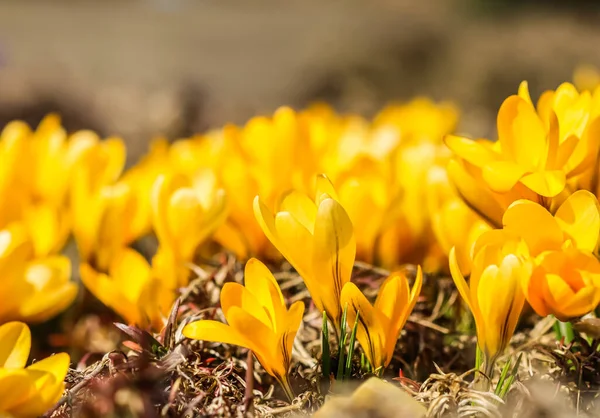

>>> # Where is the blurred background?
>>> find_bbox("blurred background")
[1,0,600,164]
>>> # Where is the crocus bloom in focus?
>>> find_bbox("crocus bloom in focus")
[0,321,70,417]
[449,238,531,371]
[254,174,356,332]
[183,258,304,400]
[446,81,600,198]
[340,267,423,372]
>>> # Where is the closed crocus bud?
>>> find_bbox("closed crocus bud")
[449,236,531,372]
[254,174,355,334]
[340,267,422,372]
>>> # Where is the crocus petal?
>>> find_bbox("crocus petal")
[277,191,317,233]
[0,322,31,369]
[519,170,566,197]
[543,274,576,314]
[446,160,504,228]
[183,320,254,351]
[244,258,286,331]
[556,286,600,321]
[226,306,282,378]
[273,212,315,286]
[444,135,498,167]
[315,174,339,202]
[0,369,35,411]
[220,282,273,329]
[522,267,552,318]
[554,190,600,252]
[502,200,564,254]
[449,248,474,313]
[340,282,386,369]
[482,160,528,193]
[498,95,547,168]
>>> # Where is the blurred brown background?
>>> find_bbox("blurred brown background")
[1,0,600,164]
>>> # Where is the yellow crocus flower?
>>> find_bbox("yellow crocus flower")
[254,175,356,330]
[491,190,600,320]
[427,166,491,275]
[524,246,600,321]
[183,258,304,400]
[0,116,95,257]
[446,81,600,198]
[0,321,70,417]
[445,157,546,228]
[340,267,422,372]
[150,172,227,287]
[0,225,76,324]
[334,160,400,264]
[70,136,127,267]
[80,248,172,330]
[449,237,531,370]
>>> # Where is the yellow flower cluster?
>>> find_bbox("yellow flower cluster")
[445,80,600,369]
[168,99,459,270]
[185,174,424,394]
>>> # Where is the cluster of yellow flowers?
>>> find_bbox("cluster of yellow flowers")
[3,70,600,412]
[445,81,600,372]
[185,174,423,398]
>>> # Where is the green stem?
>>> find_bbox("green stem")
[321,311,331,379]
[554,317,575,344]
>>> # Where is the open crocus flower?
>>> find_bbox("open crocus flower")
[151,172,227,288]
[183,258,304,400]
[254,174,356,332]
[80,248,172,330]
[496,190,600,320]
[0,225,76,324]
[524,246,600,321]
[340,267,422,373]
[445,81,600,198]
[449,237,531,373]
[0,321,70,417]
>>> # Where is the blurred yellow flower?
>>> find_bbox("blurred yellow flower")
[80,248,172,330]
[340,267,422,372]
[150,172,227,288]
[427,166,491,275]
[71,136,127,268]
[0,321,70,417]
[449,237,531,370]
[0,115,96,256]
[446,81,600,198]
[183,258,304,400]
[254,175,355,331]
[0,225,76,324]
